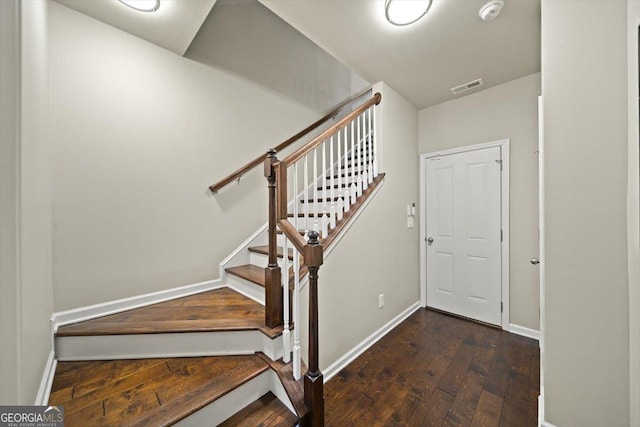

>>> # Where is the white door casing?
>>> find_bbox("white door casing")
[420,140,510,329]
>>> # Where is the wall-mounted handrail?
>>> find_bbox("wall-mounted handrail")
[209,88,373,193]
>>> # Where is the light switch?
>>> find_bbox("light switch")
[407,217,415,228]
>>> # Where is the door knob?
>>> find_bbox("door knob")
[427,237,434,245]
[530,258,540,265]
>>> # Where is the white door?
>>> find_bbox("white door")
[426,146,502,326]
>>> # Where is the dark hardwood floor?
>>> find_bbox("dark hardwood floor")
[324,308,539,427]
[49,354,270,426]
[55,287,282,338]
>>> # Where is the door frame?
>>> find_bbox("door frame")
[419,139,510,330]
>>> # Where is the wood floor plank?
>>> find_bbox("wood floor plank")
[499,372,532,427]
[219,392,298,427]
[325,308,539,427]
[471,390,503,427]
[56,288,266,337]
[52,307,538,426]
[49,355,269,427]
[438,342,477,397]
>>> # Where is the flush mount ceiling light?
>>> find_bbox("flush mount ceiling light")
[479,0,504,21]
[385,0,433,26]
[118,0,160,12]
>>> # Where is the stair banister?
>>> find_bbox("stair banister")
[209,88,372,194]
[271,92,381,426]
[264,149,283,328]
[304,230,324,427]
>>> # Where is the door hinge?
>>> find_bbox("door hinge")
[500,229,503,242]
[501,302,503,313]
[495,159,503,171]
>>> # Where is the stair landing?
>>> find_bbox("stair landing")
[49,355,269,427]
[56,287,281,339]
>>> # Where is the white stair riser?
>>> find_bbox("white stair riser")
[174,370,297,427]
[227,274,265,305]
[248,251,290,269]
[174,372,271,427]
[55,330,284,361]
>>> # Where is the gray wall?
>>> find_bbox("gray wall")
[418,73,541,330]
[542,1,629,425]
[627,2,640,425]
[48,2,329,310]
[0,0,55,404]
[316,82,420,369]
[187,0,369,114]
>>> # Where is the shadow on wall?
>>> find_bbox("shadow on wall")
[186,0,369,115]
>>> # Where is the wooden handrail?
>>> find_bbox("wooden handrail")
[267,90,381,426]
[281,93,381,167]
[208,88,373,193]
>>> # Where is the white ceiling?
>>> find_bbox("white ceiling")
[53,0,217,56]
[258,0,541,109]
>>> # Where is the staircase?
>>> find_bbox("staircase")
[47,90,384,426]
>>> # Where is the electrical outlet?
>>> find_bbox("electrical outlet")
[378,294,384,309]
[407,217,415,228]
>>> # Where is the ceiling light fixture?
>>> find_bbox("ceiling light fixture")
[479,0,504,21]
[385,0,433,26]
[117,0,160,12]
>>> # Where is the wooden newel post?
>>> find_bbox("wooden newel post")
[264,149,283,329]
[304,230,324,427]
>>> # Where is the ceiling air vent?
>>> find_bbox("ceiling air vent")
[450,78,484,95]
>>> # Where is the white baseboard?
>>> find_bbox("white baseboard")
[509,323,540,341]
[51,279,223,332]
[538,387,556,427]
[323,301,421,382]
[34,351,56,405]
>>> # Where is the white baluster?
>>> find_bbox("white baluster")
[294,162,299,240]
[313,148,319,234]
[361,113,369,192]
[329,136,337,229]
[373,104,379,178]
[321,142,328,238]
[357,115,363,196]
[368,107,373,184]
[343,127,351,212]
[292,246,301,380]
[350,121,357,204]
[304,154,309,238]
[282,235,290,362]
[336,130,344,220]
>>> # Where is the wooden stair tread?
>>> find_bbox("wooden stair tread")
[49,355,269,427]
[340,161,368,169]
[248,245,293,260]
[226,264,265,287]
[287,212,328,218]
[326,171,365,179]
[317,183,351,190]
[299,197,342,203]
[55,287,281,338]
[319,174,385,250]
[218,392,298,427]
[256,353,308,419]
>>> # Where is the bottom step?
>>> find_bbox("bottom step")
[219,392,298,427]
[48,355,269,426]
